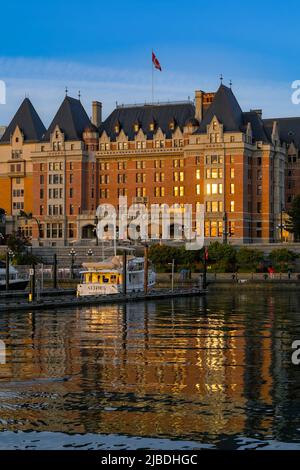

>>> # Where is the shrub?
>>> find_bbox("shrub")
[207,242,236,272]
[236,247,264,272]
[269,248,298,272]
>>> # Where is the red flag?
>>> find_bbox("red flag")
[152,51,162,71]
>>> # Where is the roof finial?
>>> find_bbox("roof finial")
[220,74,223,84]
[65,86,68,97]
[229,79,232,89]
[78,90,81,101]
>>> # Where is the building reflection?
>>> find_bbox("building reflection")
[0,292,299,443]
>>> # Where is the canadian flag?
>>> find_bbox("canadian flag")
[152,51,162,71]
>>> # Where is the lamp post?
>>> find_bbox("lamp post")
[69,248,76,279]
[222,212,229,244]
[87,248,93,258]
[6,249,14,291]
[277,205,286,243]
[94,215,99,246]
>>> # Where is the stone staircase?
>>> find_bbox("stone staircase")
[30,243,116,265]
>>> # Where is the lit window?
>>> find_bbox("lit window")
[196,184,201,195]
[230,201,235,212]
[212,183,218,194]
[230,168,235,178]
[230,183,235,195]
[196,169,200,180]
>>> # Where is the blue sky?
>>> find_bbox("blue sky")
[1,0,300,125]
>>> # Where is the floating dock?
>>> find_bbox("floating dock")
[0,288,206,312]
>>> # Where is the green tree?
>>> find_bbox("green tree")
[207,242,236,272]
[269,248,298,272]
[148,244,202,272]
[5,232,40,265]
[236,247,264,272]
[287,195,300,241]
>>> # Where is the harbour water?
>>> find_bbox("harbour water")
[0,292,300,450]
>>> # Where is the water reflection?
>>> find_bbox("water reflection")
[0,292,300,449]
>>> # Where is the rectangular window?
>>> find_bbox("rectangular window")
[212,183,218,194]
[211,221,217,237]
[257,202,262,213]
[230,183,235,195]
[230,200,235,212]
[211,168,218,179]
[229,221,235,236]
[196,169,201,180]
[230,168,235,178]
[196,184,201,195]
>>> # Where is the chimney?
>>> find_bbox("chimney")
[195,90,203,122]
[92,101,102,127]
[250,109,262,119]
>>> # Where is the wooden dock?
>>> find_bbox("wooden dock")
[0,288,206,312]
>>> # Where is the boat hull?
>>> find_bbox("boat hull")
[0,280,29,291]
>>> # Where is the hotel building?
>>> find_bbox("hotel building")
[0,83,298,246]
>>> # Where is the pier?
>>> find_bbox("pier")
[0,287,206,312]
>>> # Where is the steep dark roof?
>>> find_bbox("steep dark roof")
[0,98,46,143]
[195,84,243,134]
[243,111,270,143]
[263,117,300,148]
[100,102,195,140]
[44,96,91,141]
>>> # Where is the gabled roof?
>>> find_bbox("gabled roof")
[195,84,243,134]
[0,98,46,143]
[263,117,300,148]
[100,102,195,140]
[44,96,91,141]
[243,111,271,143]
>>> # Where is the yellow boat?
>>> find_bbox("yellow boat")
[77,256,156,296]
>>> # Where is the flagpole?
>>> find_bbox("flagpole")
[151,49,154,103]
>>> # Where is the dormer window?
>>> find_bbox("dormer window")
[169,120,175,131]
[114,122,120,134]
[55,131,59,138]
[212,121,217,131]
[149,122,155,132]
[133,122,139,132]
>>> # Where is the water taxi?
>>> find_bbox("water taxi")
[77,256,156,296]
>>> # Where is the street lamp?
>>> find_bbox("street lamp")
[87,248,93,258]
[278,205,286,242]
[6,249,14,291]
[94,215,99,246]
[69,248,76,279]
